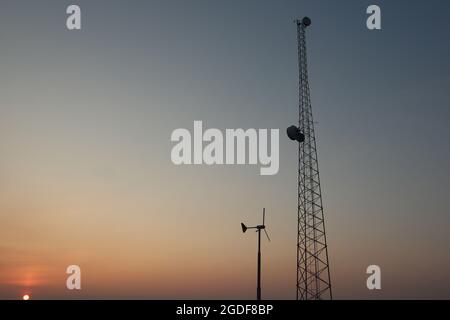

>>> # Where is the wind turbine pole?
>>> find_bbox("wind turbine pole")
[257,226,261,300]
[241,207,270,301]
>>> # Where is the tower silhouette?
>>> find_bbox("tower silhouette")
[288,17,332,300]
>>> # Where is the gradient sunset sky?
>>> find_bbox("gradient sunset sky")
[1,0,450,299]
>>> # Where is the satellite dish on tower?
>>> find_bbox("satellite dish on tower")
[302,17,312,27]
[287,126,305,142]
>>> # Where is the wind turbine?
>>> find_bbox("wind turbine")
[241,208,271,300]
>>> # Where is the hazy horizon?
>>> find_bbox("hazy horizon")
[1,0,450,299]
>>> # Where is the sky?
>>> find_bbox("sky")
[1,0,450,299]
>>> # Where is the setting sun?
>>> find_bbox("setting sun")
[22,294,30,301]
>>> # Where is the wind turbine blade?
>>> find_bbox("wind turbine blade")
[264,229,271,242]
[263,208,265,226]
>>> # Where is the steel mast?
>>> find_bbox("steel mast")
[287,17,332,300]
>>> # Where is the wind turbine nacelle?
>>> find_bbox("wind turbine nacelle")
[287,126,305,143]
[241,223,248,233]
